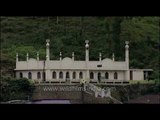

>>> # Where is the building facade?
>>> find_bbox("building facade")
[15,40,152,83]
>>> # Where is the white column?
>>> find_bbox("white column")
[63,71,66,82]
[101,72,105,82]
[46,39,50,61]
[99,52,102,61]
[77,71,79,82]
[110,71,114,80]
[16,53,18,62]
[45,61,51,81]
[125,41,129,68]
[95,72,98,82]
[26,53,29,61]
[16,53,18,71]
[85,40,89,61]
[45,39,50,81]
[85,40,89,82]
[60,52,62,61]
[45,69,51,82]
[112,53,115,61]
[56,71,58,80]
[72,52,74,61]
[125,41,130,81]
[70,71,73,82]
[37,52,39,61]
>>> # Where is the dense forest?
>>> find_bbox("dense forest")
[0,16,160,79]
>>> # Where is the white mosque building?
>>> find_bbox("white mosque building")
[15,40,152,83]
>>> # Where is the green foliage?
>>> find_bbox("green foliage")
[1,16,159,79]
[111,83,159,102]
[0,76,35,102]
[129,80,156,84]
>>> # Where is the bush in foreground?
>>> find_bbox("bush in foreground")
[0,76,35,102]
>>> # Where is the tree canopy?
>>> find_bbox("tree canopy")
[1,16,159,79]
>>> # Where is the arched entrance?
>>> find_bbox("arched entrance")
[66,72,70,81]
[98,72,101,82]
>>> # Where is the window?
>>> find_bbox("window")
[37,72,41,79]
[20,72,23,78]
[53,71,56,79]
[90,72,94,79]
[98,72,101,81]
[79,72,83,79]
[59,72,63,79]
[114,72,118,79]
[66,72,70,78]
[28,72,32,79]
[73,72,76,79]
[105,72,109,79]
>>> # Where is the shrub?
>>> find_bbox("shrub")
[0,77,35,102]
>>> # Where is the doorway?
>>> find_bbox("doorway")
[66,72,70,81]
[98,72,101,82]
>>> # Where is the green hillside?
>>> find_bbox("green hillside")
[0,16,159,79]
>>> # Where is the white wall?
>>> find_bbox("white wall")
[89,71,125,82]
[16,71,43,81]
[107,71,125,81]
[16,70,126,82]
[133,70,144,80]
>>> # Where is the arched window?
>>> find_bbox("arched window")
[114,72,118,79]
[53,71,56,79]
[28,72,32,79]
[66,72,70,79]
[105,72,109,79]
[98,72,101,81]
[37,72,41,79]
[79,72,83,79]
[90,72,94,79]
[59,72,63,79]
[20,72,23,78]
[73,72,76,79]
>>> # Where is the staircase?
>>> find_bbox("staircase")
[31,83,122,104]
[84,83,123,104]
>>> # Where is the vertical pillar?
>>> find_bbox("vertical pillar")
[16,53,19,77]
[56,71,58,79]
[60,52,62,61]
[70,71,73,83]
[16,53,18,62]
[37,52,39,61]
[112,53,115,61]
[26,53,29,61]
[85,40,89,61]
[99,52,102,61]
[85,40,89,82]
[72,52,74,61]
[125,41,130,81]
[46,39,50,61]
[77,71,80,82]
[64,71,66,82]
[45,39,50,81]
